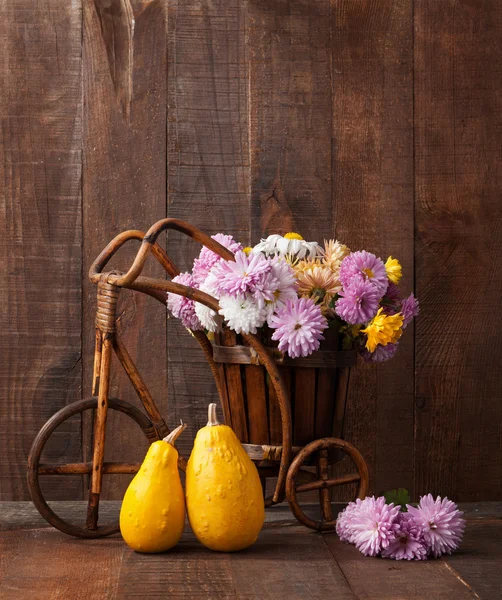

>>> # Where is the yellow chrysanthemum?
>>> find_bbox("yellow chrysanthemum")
[284,232,304,240]
[242,246,252,255]
[361,308,403,352]
[322,239,350,272]
[293,257,323,274]
[297,265,342,306]
[385,256,402,285]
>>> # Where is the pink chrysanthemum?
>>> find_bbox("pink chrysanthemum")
[381,512,427,561]
[336,499,364,543]
[406,495,465,558]
[400,293,420,328]
[340,251,389,296]
[361,342,399,363]
[269,297,327,359]
[335,279,380,324]
[256,257,298,324]
[166,272,203,331]
[349,496,401,557]
[206,251,271,297]
[252,256,296,307]
[192,233,242,284]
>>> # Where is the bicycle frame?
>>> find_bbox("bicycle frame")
[85,219,293,530]
[28,218,369,537]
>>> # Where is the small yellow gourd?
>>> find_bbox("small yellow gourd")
[120,423,186,553]
[186,404,265,552]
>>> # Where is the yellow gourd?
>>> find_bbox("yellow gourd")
[186,403,265,552]
[120,423,186,553]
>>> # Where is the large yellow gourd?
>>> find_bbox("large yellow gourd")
[120,424,186,553]
[186,403,265,552]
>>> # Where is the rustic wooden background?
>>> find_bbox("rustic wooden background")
[1,0,501,503]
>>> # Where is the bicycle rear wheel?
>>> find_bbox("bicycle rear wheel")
[27,396,159,538]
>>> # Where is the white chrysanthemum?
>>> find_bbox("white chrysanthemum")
[194,282,223,333]
[252,232,320,260]
[218,294,267,334]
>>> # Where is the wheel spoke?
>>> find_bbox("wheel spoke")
[317,449,333,522]
[296,472,360,493]
[39,462,141,475]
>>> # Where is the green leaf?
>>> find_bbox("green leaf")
[342,334,353,351]
[383,488,410,509]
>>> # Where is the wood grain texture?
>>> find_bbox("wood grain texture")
[245,365,269,445]
[221,329,249,442]
[82,0,168,499]
[293,369,316,446]
[248,0,333,241]
[3,503,502,600]
[331,0,415,498]
[324,535,479,600]
[166,0,250,457]
[0,0,83,501]
[414,0,502,500]
[108,528,356,600]
[446,521,502,599]
[0,528,124,600]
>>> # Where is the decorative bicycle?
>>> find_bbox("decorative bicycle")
[27,219,369,538]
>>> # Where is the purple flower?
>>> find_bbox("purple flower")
[336,499,364,543]
[385,282,401,303]
[166,272,203,331]
[269,297,327,359]
[381,282,401,315]
[257,257,298,324]
[406,495,465,558]
[253,256,297,309]
[206,251,271,298]
[340,251,389,296]
[381,513,427,561]
[400,293,419,328]
[335,279,380,324]
[192,233,242,284]
[348,496,401,557]
[361,342,399,363]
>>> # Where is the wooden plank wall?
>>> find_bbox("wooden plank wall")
[0,0,501,502]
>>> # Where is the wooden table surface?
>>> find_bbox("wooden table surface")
[1,502,500,599]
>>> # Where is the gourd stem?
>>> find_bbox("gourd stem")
[163,422,187,445]
[207,403,220,426]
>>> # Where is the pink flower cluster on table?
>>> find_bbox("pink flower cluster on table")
[337,494,465,560]
[165,231,419,361]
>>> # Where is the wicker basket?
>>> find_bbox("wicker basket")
[213,324,358,458]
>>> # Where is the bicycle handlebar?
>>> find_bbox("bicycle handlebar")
[89,218,235,287]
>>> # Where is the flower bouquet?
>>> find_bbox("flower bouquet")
[167,231,419,363]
